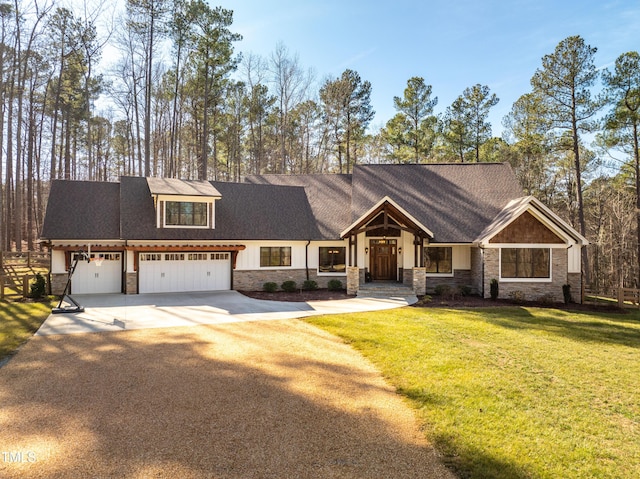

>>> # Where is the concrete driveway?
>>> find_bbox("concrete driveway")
[37,291,417,335]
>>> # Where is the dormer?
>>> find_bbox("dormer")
[147,177,222,229]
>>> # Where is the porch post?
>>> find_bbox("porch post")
[353,233,358,268]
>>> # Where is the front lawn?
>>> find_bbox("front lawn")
[0,300,54,362]
[305,306,640,479]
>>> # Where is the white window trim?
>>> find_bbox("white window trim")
[424,245,454,277]
[163,200,211,229]
[155,194,217,229]
[498,246,553,283]
[317,246,347,276]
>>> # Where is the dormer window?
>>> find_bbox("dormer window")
[147,177,222,230]
[166,201,208,227]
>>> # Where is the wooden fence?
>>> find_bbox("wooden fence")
[618,288,640,308]
[0,251,49,268]
[1,251,50,299]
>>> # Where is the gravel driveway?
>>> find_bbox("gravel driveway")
[1,320,455,478]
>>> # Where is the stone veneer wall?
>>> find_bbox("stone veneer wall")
[425,270,474,295]
[483,248,569,303]
[50,273,68,296]
[470,247,484,296]
[402,268,414,288]
[233,269,347,291]
[126,272,138,294]
[567,272,582,303]
[412,267,426,295]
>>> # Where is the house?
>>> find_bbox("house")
[41,163,588,303]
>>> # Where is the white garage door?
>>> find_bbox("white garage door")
[139,252,231,294]
[72,253,122,294]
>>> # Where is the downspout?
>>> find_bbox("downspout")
[479,244,485,298]
[305,240,311,281]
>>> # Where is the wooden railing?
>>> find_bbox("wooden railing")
[618,288,640,308]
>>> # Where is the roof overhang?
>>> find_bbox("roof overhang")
[340,196,434,239]
[147,177,222,198]
[474,196,589,247]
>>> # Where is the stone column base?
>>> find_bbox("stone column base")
[125,272,138,294]
[412,267,426,296]
[347,266,360,295]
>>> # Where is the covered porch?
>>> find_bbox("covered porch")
[340,196,433,295]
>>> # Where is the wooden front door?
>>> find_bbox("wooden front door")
[370,240,397,281]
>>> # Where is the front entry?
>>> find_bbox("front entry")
[369,239,397,280]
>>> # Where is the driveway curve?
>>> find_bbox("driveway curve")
[36,291,418,336]
[1,319,455,478]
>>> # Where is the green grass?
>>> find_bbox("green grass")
[305,306,640,479]
[0,299,54,361]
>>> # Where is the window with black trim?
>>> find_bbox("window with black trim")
[260,247,291,267]
[425,247,452,274]
[318,247,346,273]
[166,201,208,226]
[501,248,550,278]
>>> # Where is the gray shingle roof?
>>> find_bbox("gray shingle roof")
[41,163,525,244]
[244,174,353,238]
[41,180,121,240]
[120,177,321,241]
[350,163,523,243]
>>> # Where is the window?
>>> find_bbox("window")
[425,247,452,274]
[166,201,208,226]
[260,247,291,267]
[140,253,161,261]
[318,247,346,273]
[501,248,550,278]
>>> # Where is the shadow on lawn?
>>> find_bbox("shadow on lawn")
[481,307,640,348]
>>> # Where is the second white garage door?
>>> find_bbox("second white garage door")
[139,252,231,294]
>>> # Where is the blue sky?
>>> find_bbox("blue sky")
[229,0,640,136]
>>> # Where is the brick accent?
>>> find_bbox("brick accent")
[483,248,569,303]
[126,272,138,294]
[233,269,347,292]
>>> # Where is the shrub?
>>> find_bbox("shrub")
[562,284,572,304]
[490,278,499,300]
[327,279,343,291]
[302,280,318,291]
[416,294,432,305]
[263,282,278,293]
[508,290,525,302]
[537,293,556,304]
[281,280,297,292]
[433,284,456,299]
[29,273,46,299]
[458,285,472,297]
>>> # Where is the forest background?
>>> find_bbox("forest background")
[0,0,638,295]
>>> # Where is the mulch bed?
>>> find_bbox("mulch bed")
[239,289,351,302]
[240,289,628,314]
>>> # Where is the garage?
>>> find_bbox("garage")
[138,252,231,294]
[71,252,123,294]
